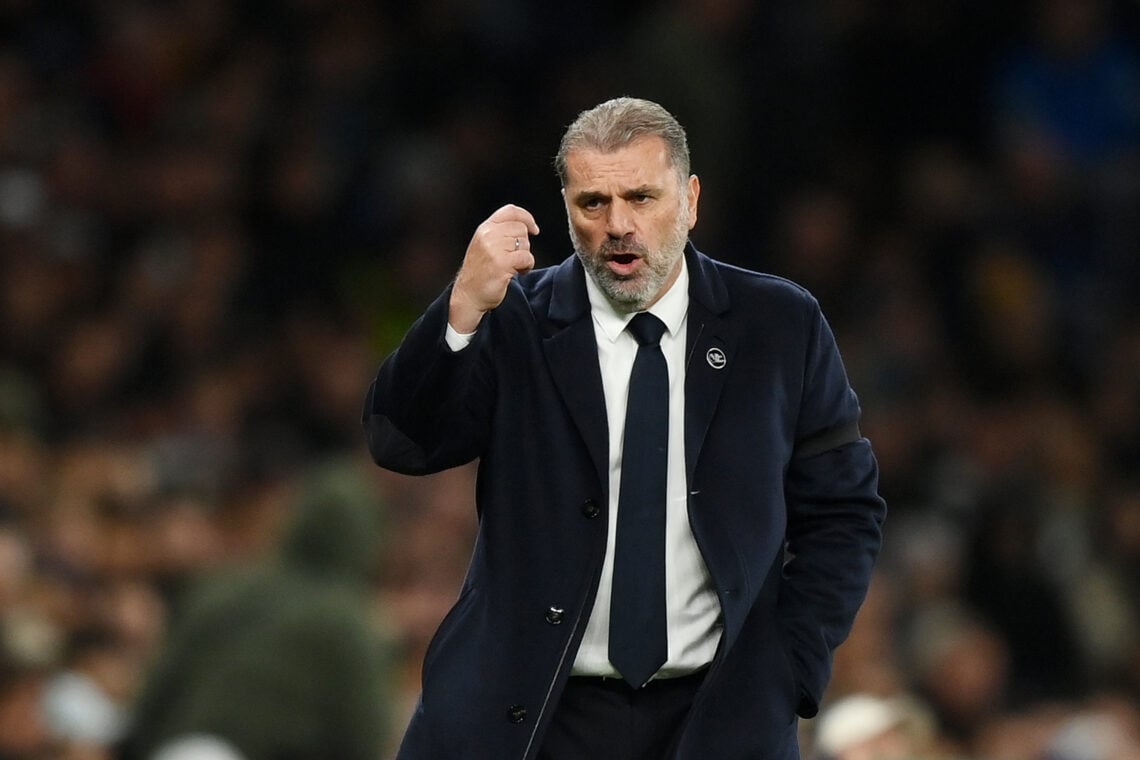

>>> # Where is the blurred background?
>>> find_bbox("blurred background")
[1,0,1138,758]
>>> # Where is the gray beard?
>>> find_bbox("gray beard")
[570,211,690,314]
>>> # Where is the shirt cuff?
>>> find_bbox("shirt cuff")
[445,324,476,352]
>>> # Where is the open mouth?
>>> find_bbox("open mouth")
[599,240,648,278]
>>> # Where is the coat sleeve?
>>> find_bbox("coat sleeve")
[362,283,496,475]
[778,297,886,718]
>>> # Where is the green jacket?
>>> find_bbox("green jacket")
[122,469,392,760]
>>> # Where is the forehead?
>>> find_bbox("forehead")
[562,136,676,191]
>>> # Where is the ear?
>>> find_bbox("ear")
[686,174,700,230]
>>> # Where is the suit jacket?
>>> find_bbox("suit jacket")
[363,245,886,759]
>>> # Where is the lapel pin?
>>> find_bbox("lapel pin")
[706,347,726,369]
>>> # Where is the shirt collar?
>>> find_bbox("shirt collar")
[585,254,690,344]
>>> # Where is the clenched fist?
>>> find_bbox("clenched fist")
[449,204,540,333]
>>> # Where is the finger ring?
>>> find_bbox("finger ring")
[514,237,521,250]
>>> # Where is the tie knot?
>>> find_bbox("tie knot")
[627,312,667,347]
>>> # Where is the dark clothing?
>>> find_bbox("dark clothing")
[364,245,885,759]
[537,672,706,759]
[120,471,390,760]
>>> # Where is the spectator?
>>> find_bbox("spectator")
[118,461,394,760]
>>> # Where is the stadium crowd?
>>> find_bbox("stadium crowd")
[1,1,1138,758]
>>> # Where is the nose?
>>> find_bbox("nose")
[604,200,635,239]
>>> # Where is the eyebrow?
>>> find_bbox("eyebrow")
[571,190,606,205]
[571,185,659,205]
[623,185,657,198]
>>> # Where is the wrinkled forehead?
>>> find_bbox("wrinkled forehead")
[562,136,680,191]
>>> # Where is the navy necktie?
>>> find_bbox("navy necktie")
[609,312,669,688]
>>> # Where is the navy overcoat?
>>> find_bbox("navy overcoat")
[364,245,886,759]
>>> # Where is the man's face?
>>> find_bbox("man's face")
[562,136,700,313]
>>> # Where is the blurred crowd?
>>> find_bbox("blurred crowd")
[1,1,1138,758]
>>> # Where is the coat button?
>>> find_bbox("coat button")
[581,498,601,518]
[507,704,527,724]
[545,607,565,625]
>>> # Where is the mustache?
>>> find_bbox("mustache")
[598,238,648,258]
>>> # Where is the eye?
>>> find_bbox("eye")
[627,190,657,205]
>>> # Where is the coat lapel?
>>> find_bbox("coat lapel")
[541,257,610,491]
[684,246,736,483]
[538,247,734,491]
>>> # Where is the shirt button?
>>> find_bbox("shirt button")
[507,704,527,724]
[545,607,565,625]
[581,498,601,518]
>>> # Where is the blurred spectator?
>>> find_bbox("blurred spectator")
[964,477,1084,703]
[992,0,1140,376]
[905,603,1011,749]
[118,459,394,760]
[810,692,936,760]
[1043,699,1140,760]
[994,0,1140,172]
[40,627,133,757]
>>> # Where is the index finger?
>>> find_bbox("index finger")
[488,204,540,236]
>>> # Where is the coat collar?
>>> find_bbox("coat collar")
[547,243,730,325]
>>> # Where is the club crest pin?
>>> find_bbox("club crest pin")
[706,347,726,369]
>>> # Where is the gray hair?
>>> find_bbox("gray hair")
[554,97,691,185]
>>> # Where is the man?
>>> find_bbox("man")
[363,97,885,759]
[119,462,392,760]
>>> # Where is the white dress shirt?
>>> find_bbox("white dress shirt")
[570,256,721,678]
[445,257,723,679]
